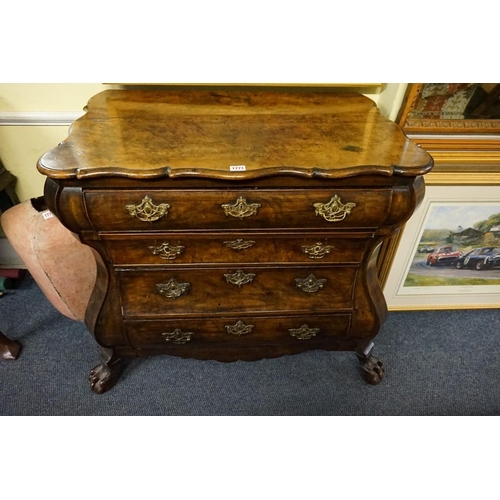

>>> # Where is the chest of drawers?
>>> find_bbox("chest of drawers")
[38,89,433,393]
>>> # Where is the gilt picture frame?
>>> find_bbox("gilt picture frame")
[398,83,500,134]
[383,183,500,310]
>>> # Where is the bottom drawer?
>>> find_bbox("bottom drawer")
[124,314,351,348]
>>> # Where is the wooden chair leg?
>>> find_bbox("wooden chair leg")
[0,331,22,360]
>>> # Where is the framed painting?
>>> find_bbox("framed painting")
[376,83,500,291]
[398,83,500,134]
[396,83,500,170]
[383,184,500,310]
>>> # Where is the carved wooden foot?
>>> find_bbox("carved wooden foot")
[359,355,386,385]
[89,347,125,394]
[355,341,386,385]
[0,331,22,360]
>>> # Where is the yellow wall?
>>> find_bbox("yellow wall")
[0,84,109,201]
[0,126,71,200]
[0,84,109,112]
[0,83,406,202]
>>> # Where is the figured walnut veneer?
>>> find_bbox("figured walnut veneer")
[38,89,433,393]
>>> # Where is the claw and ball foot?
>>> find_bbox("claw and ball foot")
[356,341,386,385]
[0,331,22,360]
[89,347,125,394]
[359,355,386,385]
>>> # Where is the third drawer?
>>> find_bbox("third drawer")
[118,266,357,318]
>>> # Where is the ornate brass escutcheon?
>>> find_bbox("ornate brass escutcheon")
[301,242,335,259]
[225,320,254,336]
[223,238,256,250]
[221,196,261,218]
[294,273,327,293]
[289,324,320,340]
[125,196,170,222]
[162,328,193,344]
[148,242,185,260]
[224,270,256,287]
[313,194,356,222]
[156,278,190,299]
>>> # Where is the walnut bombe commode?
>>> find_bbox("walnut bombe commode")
[37,89,433,394]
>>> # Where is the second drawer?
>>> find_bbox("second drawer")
[104,232,372,266]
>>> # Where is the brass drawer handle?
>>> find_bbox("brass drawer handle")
[301,242,334,259]
[162,328,193,344]
[223,239,255,250]
[225,320,254,336]
[156,278,190,299]
[222,196,261,218]
[289,324,320,340]
[313,194,356,222]
[148,242,185,260]
[224,270,256,287]
[295,273,326,293]
[125,196,170,222]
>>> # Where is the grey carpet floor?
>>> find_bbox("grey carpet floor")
[1,273,499,415]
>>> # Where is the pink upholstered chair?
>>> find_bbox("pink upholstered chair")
[0,198,97,323]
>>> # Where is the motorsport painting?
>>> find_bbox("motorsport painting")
[383,185,500,310]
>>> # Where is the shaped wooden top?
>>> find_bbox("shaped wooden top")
[37,89,433,180]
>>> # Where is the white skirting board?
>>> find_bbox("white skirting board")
[0,111,85,126]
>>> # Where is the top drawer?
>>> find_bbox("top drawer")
[84,188,393,232]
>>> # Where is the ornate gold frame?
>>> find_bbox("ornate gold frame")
[396,83,500,169]
[397,83,500,135]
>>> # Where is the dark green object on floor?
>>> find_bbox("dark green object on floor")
[0,276,12,291]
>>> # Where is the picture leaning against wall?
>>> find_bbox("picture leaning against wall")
[384,185,500,310]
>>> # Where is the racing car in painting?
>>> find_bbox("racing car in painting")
[455,247,500,270]
[426,246,462,266]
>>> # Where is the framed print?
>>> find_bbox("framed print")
[383,185,500,310]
